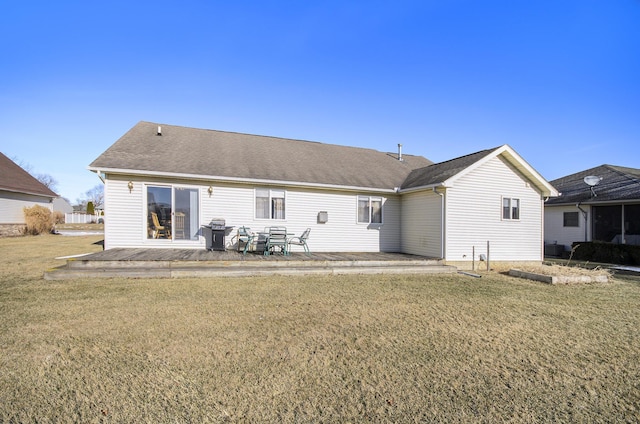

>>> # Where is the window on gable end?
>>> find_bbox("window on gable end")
[502,197,520,220]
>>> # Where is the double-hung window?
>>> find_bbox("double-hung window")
[358,196,383,224]
[502,197,520,220]
[255,189,286,220]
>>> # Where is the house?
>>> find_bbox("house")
[0,152,58,236]
[544,165,640,254]
[53,197,74,215]
[89,121,557,266]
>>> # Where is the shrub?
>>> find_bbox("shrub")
[53,211,65,225]
[86,201,95,215]
[23,205,54,235]
[571,241,640,265]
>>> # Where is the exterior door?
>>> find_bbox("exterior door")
[147,185,199,241]
[174,187,199,240]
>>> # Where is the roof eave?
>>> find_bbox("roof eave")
[398,182,448,194]
[444,145,558,197]
[89,166,398,194]
[0,187,57,199]
[547,198,640,206]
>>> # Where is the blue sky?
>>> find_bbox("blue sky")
[1,1,639,202]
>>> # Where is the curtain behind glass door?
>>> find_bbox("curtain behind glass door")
[174,187,199,240]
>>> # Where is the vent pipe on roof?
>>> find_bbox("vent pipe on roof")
[398,143,403,161]
[157,126,162,136]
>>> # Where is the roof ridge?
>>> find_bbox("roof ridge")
[413,145,501,173]
[144,121,404,156]
[603,164,640,187]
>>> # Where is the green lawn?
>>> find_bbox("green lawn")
[1,234,639,422]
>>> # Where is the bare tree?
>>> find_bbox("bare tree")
[84,184,104,209]
[35,173,59,193]
[10,155,59,193]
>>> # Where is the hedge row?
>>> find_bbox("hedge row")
[570,242,640,265]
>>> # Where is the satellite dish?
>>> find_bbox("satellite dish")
[583,176,602,187]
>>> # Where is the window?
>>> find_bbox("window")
[255,189,285,220]
[358,196,383,224]
[563,211,579,227]
[502,197,520,220]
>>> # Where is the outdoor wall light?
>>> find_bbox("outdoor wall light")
[208,186,213,196]
[127,181,134,193]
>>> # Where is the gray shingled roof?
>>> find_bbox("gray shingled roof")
[546,164,640,205]
[0,152,58,197]
[401,147,500,189]
[89,121,433,190]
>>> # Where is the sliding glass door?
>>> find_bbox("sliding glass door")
[174,187,199,240]
[147,185,199,241]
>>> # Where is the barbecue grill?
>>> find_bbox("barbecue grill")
[202,218,230,251]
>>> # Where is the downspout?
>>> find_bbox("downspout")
[433,187,445,259]
[622,204,626,244]
[576,203,588,242]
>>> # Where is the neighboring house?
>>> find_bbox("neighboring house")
[0,152,58,236]
[544,165,640,253]
[53,197,74,214]
[89,121,557,266]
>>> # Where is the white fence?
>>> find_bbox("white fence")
[65,213,101,224]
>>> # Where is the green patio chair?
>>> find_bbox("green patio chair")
[264,226,288,256]
[288,228,311,255]
[237,226,255,255]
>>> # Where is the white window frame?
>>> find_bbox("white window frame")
[255,188,286,220]
[502,197,520,220]
[144,183,201,243]
[357,196,383,224]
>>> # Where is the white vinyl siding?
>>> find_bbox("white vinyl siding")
[0,191,53,224]
[103,177,145,249]
[445,156,544,262]
[104,177,207,249]
[102,174,400,252]
[401,190,443,257]
[544,205,589,249]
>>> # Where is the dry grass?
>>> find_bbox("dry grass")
[495,263,613,278]
[55,223,104,231]
[1,235,640,422]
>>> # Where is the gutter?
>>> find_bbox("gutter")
[0,187,57,199]
[398,182,447,194]
[87,166,399,194]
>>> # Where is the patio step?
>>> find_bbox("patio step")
[44,258,456,280]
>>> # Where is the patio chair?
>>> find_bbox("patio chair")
[237,226,255,255]
[151,212,170,239]
[264,226,288,256]
[174,212,185,239]
[288,228,311,255]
